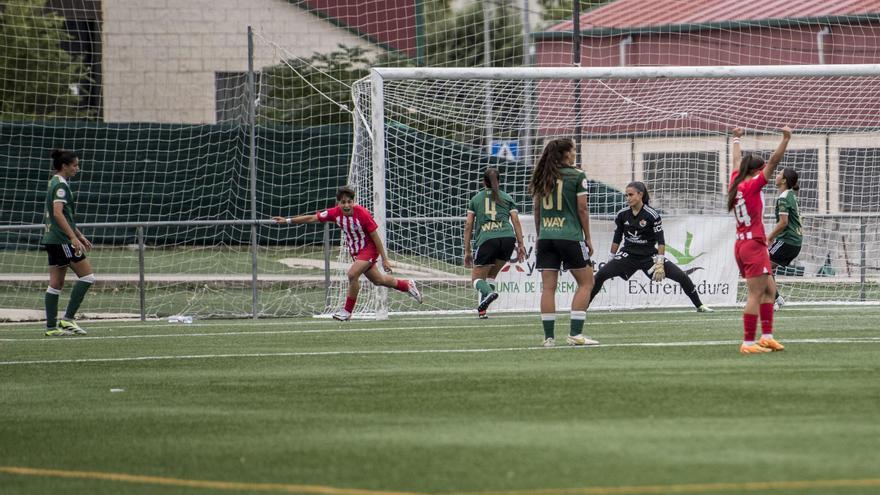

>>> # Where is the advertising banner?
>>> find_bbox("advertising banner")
[491,215,738,310]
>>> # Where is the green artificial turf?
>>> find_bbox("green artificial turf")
[1,307,879,494]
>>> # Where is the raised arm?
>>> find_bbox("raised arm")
[732,127,744,171]
[764,126,792,182]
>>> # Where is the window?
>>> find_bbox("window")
[642,151,720,212]
[839,148,880,212]
[751,149,818,213]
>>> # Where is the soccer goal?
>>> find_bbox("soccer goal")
[343,64,880,317]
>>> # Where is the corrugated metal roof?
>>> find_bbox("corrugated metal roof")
[548,0,880,32]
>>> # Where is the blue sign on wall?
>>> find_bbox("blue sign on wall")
[490,140,518,160]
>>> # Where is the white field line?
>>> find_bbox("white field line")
[0,323,511,342]
[1,337,880,366]
[0,304,877,330]
[2,311,879,342]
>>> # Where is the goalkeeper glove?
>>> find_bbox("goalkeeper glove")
[648,255,666,282]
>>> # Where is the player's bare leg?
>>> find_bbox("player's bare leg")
[334,260,372,321]
[486,259,505,292]
[472,261,502,318]
[364,264,421,303]
[539,269,558,346]
[57,258,95,335]
[567,267,598,346]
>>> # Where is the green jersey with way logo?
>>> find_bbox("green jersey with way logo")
[774,189,802,246]
[41,175,77,245]
[467,189,518,246]
[537,167,589,241]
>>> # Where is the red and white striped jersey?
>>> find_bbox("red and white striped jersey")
[317,205,378,255]
[730,171,767,241]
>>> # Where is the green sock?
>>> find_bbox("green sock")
[570,310,586,336]
[64,280,93,320]
[45,289,60,328]
[474,279,492,297]
[541,314,555,339]
[487,279,497,292]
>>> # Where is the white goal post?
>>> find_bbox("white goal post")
[338,64,880,318]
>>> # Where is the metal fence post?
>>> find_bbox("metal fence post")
[323,222,331,311]
[860,223,867,301]
[247,26,259,319]
[137,225,146,321]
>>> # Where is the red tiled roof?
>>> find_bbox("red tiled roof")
[548,0,880,32]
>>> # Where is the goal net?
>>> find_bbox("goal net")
[0,18,356,321]
[5,1,880,321]
[344,65,880,317]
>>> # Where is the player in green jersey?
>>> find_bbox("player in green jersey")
[528,138,597,347]
[463,167,526,318]
[767,166,802,310]
[41,149,95,336]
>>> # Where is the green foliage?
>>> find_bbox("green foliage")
[424,0,523,67]
[0,0,92,119]
[258,1,529,126]
[257,44,371,126]
[538,0,611,25]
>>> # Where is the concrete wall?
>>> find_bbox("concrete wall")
[102,0,378,123]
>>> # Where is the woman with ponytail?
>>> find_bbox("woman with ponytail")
[529,138,597,347]
[463,167,526,318]
[589,181,713,312]
[728,126,791,354]
[42,149,95,336]
[767,166,803,310]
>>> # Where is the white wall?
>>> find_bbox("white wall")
[580,133,880,214]
[102,0,378,123]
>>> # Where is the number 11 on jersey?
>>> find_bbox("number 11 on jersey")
[541,179,564,211]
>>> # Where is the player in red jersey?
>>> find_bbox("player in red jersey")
[273,186,422,320]
[727,126,791,354]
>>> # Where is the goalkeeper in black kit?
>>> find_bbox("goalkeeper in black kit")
[590,181,713,312]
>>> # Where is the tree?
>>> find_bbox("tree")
[256,1,527,126]
[0,0,92,119]
[258,44,373,126]
[424,0,523,68]
[538,0,612,25]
